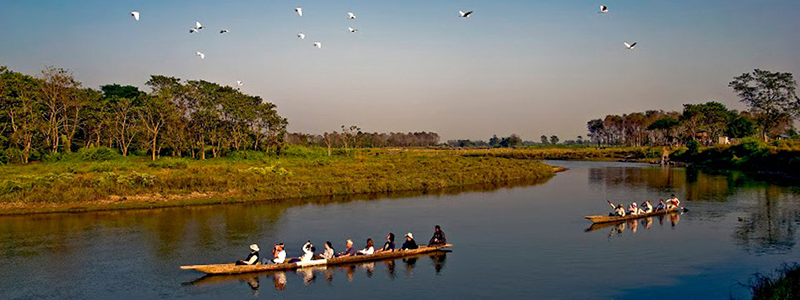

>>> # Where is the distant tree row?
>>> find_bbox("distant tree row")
[287,127,440,155]
[0,66,287,163]
[587,69,799,146]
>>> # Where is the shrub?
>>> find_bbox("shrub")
[75,147,119,161]
[227,150,273,162]
[147,159,188,169]
[240,166,292,176]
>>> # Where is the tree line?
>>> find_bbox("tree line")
[0,66,287,163]
[287,127,440,155]
[587,69,799,146]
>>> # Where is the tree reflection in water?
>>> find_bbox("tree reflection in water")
[586,213,683,239]
[587,164,800,252]
[184,252,448,293]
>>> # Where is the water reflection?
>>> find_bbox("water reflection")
[184,252,448,292]
[587,163,800,253]
[585,213,683,237]
[0,179,545,261]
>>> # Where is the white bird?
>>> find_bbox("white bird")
[236,81,243,87]
[459,10,473,18]
[297,33,306,39]
[220,29,229,34]
[295,7,303,16]
[348,27,357,33]
[624,42,637,50]
[189,28,198,33]
[130,11,140,21]
[313,42,322,49]
[347,12,356,19]
[599,5,609,13]
[195,21,204,30]
[195,51,205,59]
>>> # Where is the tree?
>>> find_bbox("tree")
[40,66,82,153]
[137,95,169,160]
[587,119,604,145]
[507,134,522,147]
[726,115,756,138]
[550,135,559,145]
[1,68,43,163]
[729,69,800,141]
[647,117,679,145]
[489,135,500,147]
[540,135,549,145]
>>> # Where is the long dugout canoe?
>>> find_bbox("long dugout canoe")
[180,243,452,275]
[585,208,685,224]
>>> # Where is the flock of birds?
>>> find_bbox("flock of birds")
[127,5,637,87]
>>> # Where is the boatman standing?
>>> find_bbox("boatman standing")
[428,225,447,246]
[236,244,260,265]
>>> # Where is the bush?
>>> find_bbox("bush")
[76,147,119,161]
[147,159,188,169]
[686,140,700,156]
[240,166,292,176]
[227,150,273,162]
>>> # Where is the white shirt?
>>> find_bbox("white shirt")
[359,246,374,255]
[273,250,286,263]
[301,244,314,262]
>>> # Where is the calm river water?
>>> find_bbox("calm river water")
[1,161,799,299]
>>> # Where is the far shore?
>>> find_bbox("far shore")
[0,149,562,216]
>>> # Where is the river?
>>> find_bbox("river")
[1,161,799,299]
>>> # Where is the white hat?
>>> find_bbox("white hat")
[406,232,413,239]
[250,244,260,252]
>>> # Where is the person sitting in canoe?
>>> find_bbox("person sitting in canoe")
[428,225,447,246]
[268,243,286,264]
[627,202,639,215]
[376,233,395,253]
[607,200,626,217]
[321,241,335,259]
[655,199,666,211]
[666,194,681,210]
[358,238,375,255]
[400,232,419,250]
[236,244,260,265]
[337,239,357,257]
[640,200,653,214]
[286,241,315,263]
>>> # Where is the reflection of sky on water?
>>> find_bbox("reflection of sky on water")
[0,161,798,299]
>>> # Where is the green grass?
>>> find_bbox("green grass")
[0,148,556,215]
[747,263,800,300]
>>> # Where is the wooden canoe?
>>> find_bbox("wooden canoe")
[585,208,686,224]
[180,243,452,275]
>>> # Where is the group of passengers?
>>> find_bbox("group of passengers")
[607,194,681,217]
[236,225,447,266]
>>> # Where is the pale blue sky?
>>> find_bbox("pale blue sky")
[1,0,799,140]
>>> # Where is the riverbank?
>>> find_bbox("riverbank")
[748,263,799,300]
[671,139,800,177]
[457,146,662,162]
[0,149,557,215]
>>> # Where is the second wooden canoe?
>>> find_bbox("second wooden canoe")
[585,208,685,224]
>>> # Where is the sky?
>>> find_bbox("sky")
[1,0,799,141]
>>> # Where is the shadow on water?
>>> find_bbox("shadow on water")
[587,163,800,254]
[0,178,547,260]
[584,212,685,236]
[183,251,449,294]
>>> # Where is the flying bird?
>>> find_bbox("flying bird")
[189,28,198,33]
[195,21,204,30]
[130,11,140,21]
[195,51,205,59]
[347,12,356,19]
[459,10,473,18]
[624,42,637,50]
[599,5,609,13]
[348,27,358,33]
[220,29,229,34]
[313,42,322,49]
[297,33,306,39]
[236,81,243,87]
[295,7,303,16]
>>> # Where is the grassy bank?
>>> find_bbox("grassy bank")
[671,139,800,177]
[0,147,556,215]
[747,263,800,300]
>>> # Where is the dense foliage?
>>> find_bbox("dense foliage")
[0,66,287,164]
